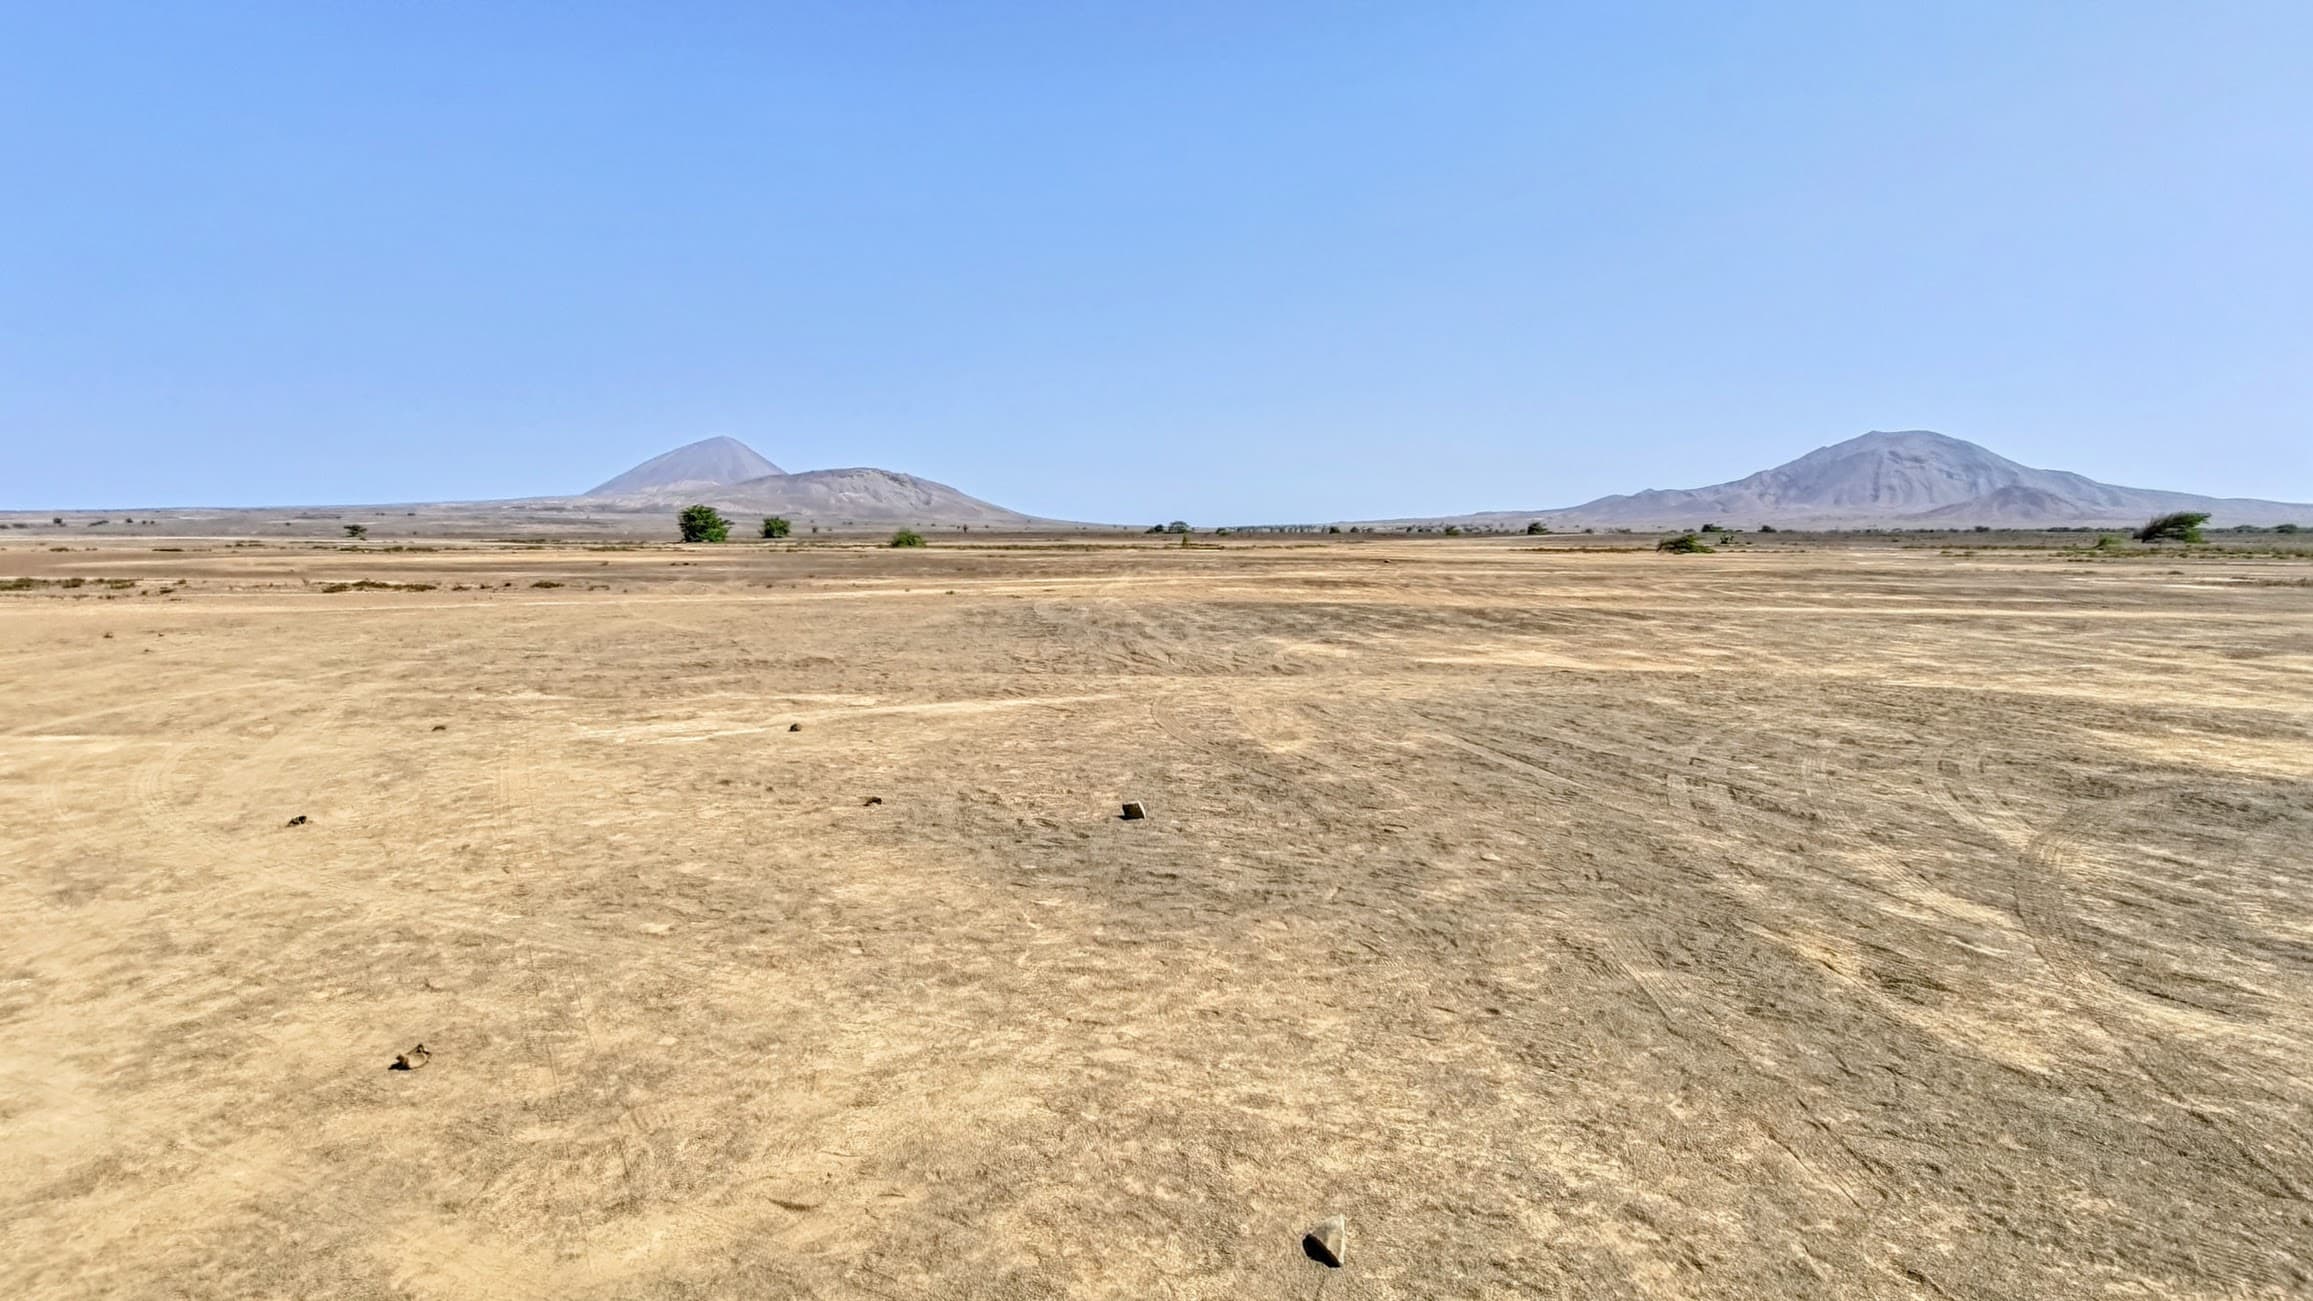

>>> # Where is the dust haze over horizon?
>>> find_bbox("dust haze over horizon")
[4,4,2311,518]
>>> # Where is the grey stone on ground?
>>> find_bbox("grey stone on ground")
[390,1044,431,1072]
[1303,1214,1346,1267]
[1120,801,1147,821]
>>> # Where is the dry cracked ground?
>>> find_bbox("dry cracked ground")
[2,535,2309,1298]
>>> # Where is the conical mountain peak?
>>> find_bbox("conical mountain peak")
[587,436,784,496]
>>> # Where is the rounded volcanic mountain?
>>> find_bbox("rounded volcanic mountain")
[578,435,1040,526]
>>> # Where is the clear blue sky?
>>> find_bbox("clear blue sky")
[4,3,2308,519]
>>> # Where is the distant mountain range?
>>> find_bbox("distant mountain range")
[1359,430,2313,530]
[9,428,2303,535]
[572,436,1035,526]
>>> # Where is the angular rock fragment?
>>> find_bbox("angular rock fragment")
[1303,1214,1346,1267]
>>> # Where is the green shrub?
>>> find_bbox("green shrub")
[889,528,926,548]
[678,505,730,543]
[2133,511,2208,544]
[1657,532,1715,554]
[343,524,367,540]
[2277,523,2303,534]
[760,516,791,539]
[1526,521,1550,535]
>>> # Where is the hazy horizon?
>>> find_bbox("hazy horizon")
[9,426,2310,528]
[5,4,2309,518]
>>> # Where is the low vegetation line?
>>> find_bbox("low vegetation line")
[0,577,139,590]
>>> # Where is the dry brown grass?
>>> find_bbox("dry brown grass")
[3,535,2309,1297]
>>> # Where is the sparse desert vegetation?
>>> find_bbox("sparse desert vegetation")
[317,580,436,593]
[677,504,731,543]
[2135,510,2211,544]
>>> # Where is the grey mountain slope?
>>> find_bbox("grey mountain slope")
[0,432,1047,527]
[587,436,784,495]
[581,466,1035,526]
[1358,430,2313,529]
[576,436,1039,524]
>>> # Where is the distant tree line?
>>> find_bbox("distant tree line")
[676,507,925,549]
[662,505,2302,547]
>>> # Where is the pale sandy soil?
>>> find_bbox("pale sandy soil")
[3,536,2309,1299]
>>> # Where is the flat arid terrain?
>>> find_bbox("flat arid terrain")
[4,534,2310,1298]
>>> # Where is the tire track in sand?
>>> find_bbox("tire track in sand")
[1398,711,1894,1221]
[1923,716,2313,1218]
[2011,796,2310,1204]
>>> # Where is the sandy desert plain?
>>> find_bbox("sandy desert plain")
[3,528,2310,1300]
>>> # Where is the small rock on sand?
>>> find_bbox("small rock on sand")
[1120,801,1147,821]
[389,1044,431,1072]
[1304,1213,1350,1259]
[285,814,309,827]
[1303,1214,1346,1267]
